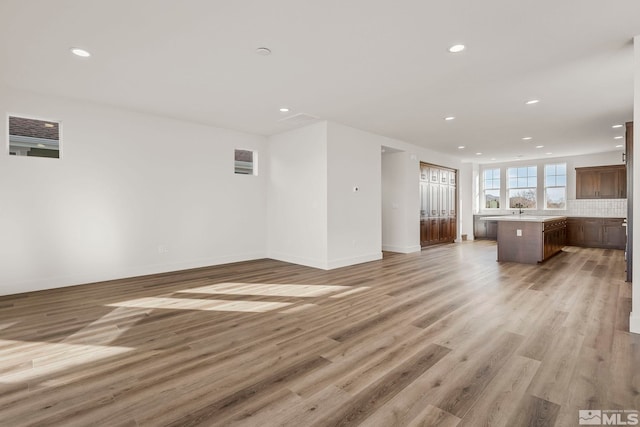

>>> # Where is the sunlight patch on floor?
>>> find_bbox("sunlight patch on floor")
[0,340,132,384]
[108,297,292,313]
[178,283,351,298]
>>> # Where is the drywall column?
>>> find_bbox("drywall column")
[326,122,383,268]
[459,162,474,240]
[631,35,640,334]
[267,122,328,269]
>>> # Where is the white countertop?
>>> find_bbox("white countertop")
[480,215,567,223]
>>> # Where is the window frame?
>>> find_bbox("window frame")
[507,165,538,210]
[234,149,258,176]
[544,163,567,210]
[482,168,501,210]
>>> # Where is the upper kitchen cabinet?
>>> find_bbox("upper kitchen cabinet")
[575,165,626,199]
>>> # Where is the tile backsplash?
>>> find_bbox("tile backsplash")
[565,199,627,217]
[479,199,627,218]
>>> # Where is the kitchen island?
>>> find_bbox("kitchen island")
[481,215,567,264]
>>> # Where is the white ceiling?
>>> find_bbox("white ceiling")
[1,0,639,163]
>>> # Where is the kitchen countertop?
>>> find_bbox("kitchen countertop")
[480,215,567,223]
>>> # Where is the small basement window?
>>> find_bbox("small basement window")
[234,149,257,175]
[8,115,61,159]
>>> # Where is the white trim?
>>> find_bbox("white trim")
[0,252,266,297]
[326,252,382,270]
[630,312,640,335]
[268,252,328,270]
[382,244,421,253]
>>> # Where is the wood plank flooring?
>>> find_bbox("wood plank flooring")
[0,241,638,426]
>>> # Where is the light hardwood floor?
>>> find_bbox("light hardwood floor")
[0,241,637,426]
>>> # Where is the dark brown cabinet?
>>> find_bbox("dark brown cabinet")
[566,217,625,249]
[420,163,457,247]
[576,165,626,199]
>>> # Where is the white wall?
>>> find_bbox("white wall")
[0,85,268,296]
[267,122,328,269]
[631,35,640,334]
[326,122,382,268]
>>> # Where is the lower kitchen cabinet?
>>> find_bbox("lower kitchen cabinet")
[421,217,456,247]
[566,217,625,249]
[474,215,498,240]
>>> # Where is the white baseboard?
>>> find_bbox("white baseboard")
[381,244,421,254]
[326,252,383,270]
[630,312,640,335]
[267,252,328,270]
[0,252,267,297]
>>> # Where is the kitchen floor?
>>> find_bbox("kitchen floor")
[0,241,636,426]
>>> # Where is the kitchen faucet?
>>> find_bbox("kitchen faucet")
[515,203,524,214]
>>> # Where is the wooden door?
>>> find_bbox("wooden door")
[449,217,457,241]
[428,218,439,243]
[582,219,603,246]
[420,219,429,247]
[439,185,448,217]
[602,219,625,249]
[428,185,439,217]
[438,218,449,242]
[576,170,598,199]
[598,169,619,198]
[566,219,582,246]
[420,182,428,217]
[448,186,456,216]
[429,167,439,184]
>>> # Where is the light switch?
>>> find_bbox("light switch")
[516,229,522,237]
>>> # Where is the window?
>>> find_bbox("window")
[8,115,60,159]
[483,168,500,208]
[544,163,567,209]
[234,149,257,175]
[507,166,537,209]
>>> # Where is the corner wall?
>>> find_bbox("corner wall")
[631,35,640,334]
[0,86,268,296]
[267,122,328,269]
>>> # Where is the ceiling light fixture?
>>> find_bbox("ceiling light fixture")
[616,144,624,148]
[255,47,271,56]
[279,107,289,113]
[546,152,553,155]
[612,124,623,129]
[448,44,465,53]
[444,116,455,121]
[475,152,482,155]
[536,145,544,148]
[491,158,496,161]
[525,99,540,105]
[614,136,623,140]
[522,137,532,141]
[70,47,91,57]
[457,145,465,149]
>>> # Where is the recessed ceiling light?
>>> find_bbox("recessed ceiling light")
[614,136,623,140]
[444,116,455,121]
[70,47,91,57]
[546,152,553,155]
[255,47,271,56]
[522,137,532,141]
[616,144,624,148]
[535,145,544,149]
[525,99,540,105]
[279,107,289,113]
[475,152,482,155]
[612,124,623,129]
[457,145,465,149]
[448,44,465,53]
[491,158,496,161]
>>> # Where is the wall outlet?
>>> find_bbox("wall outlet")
[516,229,522,237]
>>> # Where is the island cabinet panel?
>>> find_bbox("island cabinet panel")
[494,217,566,264]
[565,217,625,249]
[576,165,626,199]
